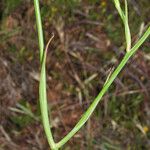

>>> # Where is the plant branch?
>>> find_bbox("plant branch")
[34,0,150,149]
[34,0,57,149]
[55,26,150,149]
[34,0,44,62]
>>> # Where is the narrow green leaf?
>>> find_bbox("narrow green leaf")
[124,0,131,52]
[39,35,56,149]
[114,0,125,20]
[34,0,44,62]
[114,0,131,52]
[55,26,150,149]
[34,0,57,149]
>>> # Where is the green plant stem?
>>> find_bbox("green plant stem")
[55,26,150,149]
[39,46,57,150]
[34,0,44,62]
[124,0,131,52]
[34,0,150,149]
[34,0,57,150]
[114,0,131,52]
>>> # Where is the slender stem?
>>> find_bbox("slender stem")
[34,0,44,62]
[39,46,57,150]
[34,0,150,149]
[114,0,131,52]
[39,55,56,149]
[34,0,57,149]
[55,26,150,149]
[124,0,131,52]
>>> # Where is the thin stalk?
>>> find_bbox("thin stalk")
[34,0,150,149]
[114,0,131,52]
[114,0,125,20]
[124,0,131,52]
[34,0,44,62]
[55,26,150,149]
[34,0,57,149]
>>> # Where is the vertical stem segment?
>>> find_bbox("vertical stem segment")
[34,0,57,149]
[34,0,44,62]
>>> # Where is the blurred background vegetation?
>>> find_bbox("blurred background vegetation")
[0,0,150,150]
